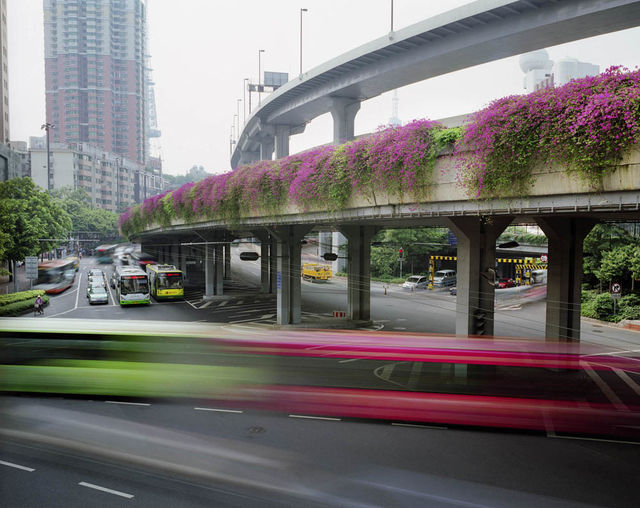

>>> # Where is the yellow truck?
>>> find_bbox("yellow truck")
[302,263,332,282]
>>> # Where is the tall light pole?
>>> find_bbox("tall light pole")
[236,98,242,140]
[115,157,120,213]
[390,0,394,32]
[41,122,55,191]
[299,8,308,76]
[243,78,249,121]
[258,49,265,107]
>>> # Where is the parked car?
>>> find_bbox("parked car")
[433,269,456,287]
[87,286,109,305]
[402,275,429,290]
[497,278,517,289]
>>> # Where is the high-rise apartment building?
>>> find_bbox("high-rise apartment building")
[0,0,10,144]
[44,0,147,165]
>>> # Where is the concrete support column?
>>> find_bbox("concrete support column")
[170,244,179,267]
[317,231,333,260]
[180,245,188,282]
[536,218,595,342]
[259,137,274,161]
[333,232,347,273]
[269,237,278,294]
[239,150,260,166]
[269,226,311,325]
[275,125,290,159]
[252,230,271,294]
[224,242,231,279]
[204,243,214,299]
[339,226,378,321]
[329,97,361,144]
[214,244,224,296]
[446,216,513,336]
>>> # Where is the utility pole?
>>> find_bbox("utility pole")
[41,123,55,191]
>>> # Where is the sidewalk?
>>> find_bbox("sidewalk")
[0,264,30,295]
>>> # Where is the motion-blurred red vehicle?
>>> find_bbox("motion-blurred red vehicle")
[497,278,517,289]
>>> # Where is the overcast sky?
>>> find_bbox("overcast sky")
[8,0,640,176]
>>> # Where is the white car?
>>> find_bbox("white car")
[433,269,456,287]
[402,275,429,290]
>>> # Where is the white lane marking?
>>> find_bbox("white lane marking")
[107,280,117,306]
[74,272,82,309]
[218,300,229,307]
[185,299,199,309]
[194,407,244,413]
[338,358,361,363]
[289,414,341,421]
[200,300,213,309]
[613,368,640,397]
[391,422,448,430]
[547,434,640,446]
[0,460,35,472]
[78,481,134,499]
[393,327,407,331]
[105,401,151,406]
[582,363,627,411]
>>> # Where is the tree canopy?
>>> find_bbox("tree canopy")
[51,187,119,238]
[0,178,72,263]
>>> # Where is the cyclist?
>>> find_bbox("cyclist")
[34,294,44,315]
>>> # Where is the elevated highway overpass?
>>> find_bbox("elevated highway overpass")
[135,148,640,341]
[232,0,640,167]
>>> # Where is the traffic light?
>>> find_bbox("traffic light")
[398,247,404,259]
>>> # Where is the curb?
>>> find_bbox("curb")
[581,316,640,333]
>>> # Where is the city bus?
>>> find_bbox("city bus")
[146,264,184,301]
[34,258,77,294]
[95,244,117,264]
[111,266,150,305]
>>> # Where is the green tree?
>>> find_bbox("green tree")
[370,227,451,277]
[163,165,212,191]
[51,187,119,239]
[596,244,638,291]
[0,178,72,277]
[583,224,639,290]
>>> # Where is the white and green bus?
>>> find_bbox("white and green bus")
[111,266,150,305]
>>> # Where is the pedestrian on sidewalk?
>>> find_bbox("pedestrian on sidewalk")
[34,294,44,315]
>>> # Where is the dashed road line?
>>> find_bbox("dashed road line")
[200,300,213,309]
[0,459,35,472]
[391,422,447,430]
[194,407,244,413]
[289,414,341,421]
[78,481,134,499]
[105,401,151,406]
[338,358,361,363]
[547,433,640,446]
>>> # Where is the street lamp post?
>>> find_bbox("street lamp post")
[390,0,394,32]
[243,78,249,121]
[299,8,308,76]
[115,158,120,213]
[258,49,265,107]
[41,122,55,191]
[236,98,242,140]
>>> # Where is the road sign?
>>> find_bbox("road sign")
[540,254,548,263]
[25,256,38,279]
[611,282,622,299]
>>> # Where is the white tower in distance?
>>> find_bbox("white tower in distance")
[389,90,401,126]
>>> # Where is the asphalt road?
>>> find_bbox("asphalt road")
[33,255,640,351]
[2,396,639,507]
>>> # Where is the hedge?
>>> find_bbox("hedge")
[0,290,49,317]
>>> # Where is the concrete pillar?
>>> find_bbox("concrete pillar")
[204,243,214,298]
[259,137,274,161]
[252,230,271,294]
[339,226,378,321]
[224,242,231,279]
[180,245,188,282]
[269,226,311,325]
[318,231,333,260]
[446,216,513,336]
[239,150,260,166]
[536,218,595,342]
[275,125,290,159]
[333,232,347,273]
[170,243,180,267]
[329,97,361,144]
[269,236,278,294]
[214,244,224,295]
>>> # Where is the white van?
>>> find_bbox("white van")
[433,269,456,287]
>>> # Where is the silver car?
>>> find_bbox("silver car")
[433,269,456,287]
[402,275,429,290]
[87,286,109,304]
